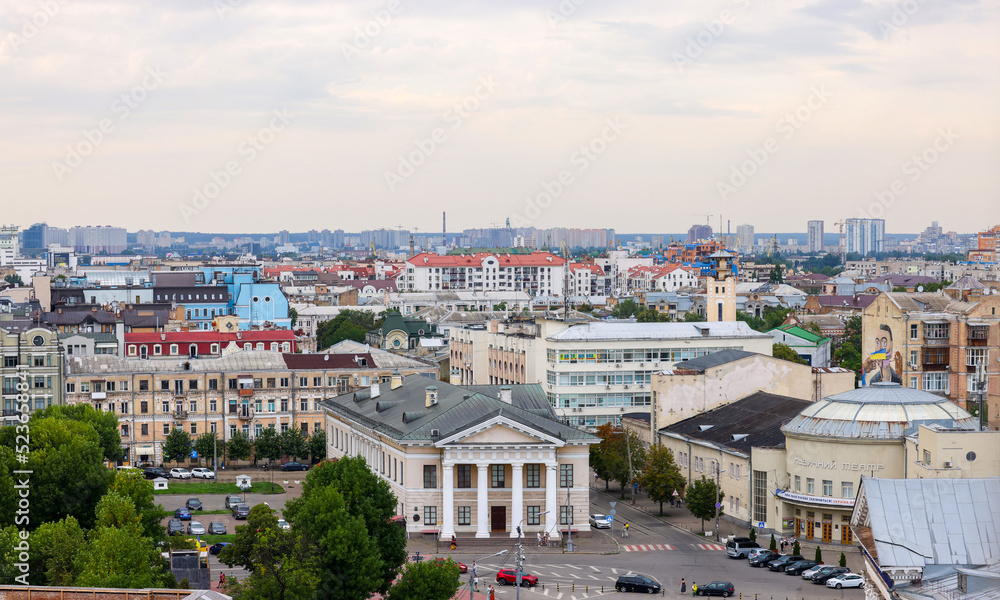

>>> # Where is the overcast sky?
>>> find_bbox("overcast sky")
[1,0,998,235]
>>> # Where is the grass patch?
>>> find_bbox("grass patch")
[153,481,284,495]
[200,534,236,544]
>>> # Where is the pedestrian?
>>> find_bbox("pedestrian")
[472,561,477,577]
[451,534,457,550]
[692,582,698,596]
[680,578,686,593]
[634,482,639,495]
[780,538,786,552]
[623,522,630,538]
[474,576,480,592]
[537,532,542,546]
[220,572,225,587]
[488,584,496,600]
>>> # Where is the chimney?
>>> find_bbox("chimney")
[390,370,403,390]
[499,386,512,404]
[371,382,380,399]
[425,385,438,408]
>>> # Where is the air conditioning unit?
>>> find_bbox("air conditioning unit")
[944,461,953,468]
[654,362,660,367]
[640,363,645,367]
[606,384,612,389]
[620,407,625,411]
[639,383,645,389]
[908,362,918,370]
[623,385,630,389]
[615,363,622,368]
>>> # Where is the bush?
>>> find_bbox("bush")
[815,547,823,563]
[793,541,801,555]
[749,528,756,541]
[839,552,847,567]
[769,534,777,551]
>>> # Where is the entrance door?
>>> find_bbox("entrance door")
[806,521,815,539]
[841,517,853,544]
[822,522,833,543]
[491,506,506,533]
[795,518,802,537]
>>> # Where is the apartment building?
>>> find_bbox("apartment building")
[450,318,773,428]
[807,220,824,253]
[124,330,297,359]
[399,252,568,296]
[845,218,885,256]
[1,324,63,423]
[968,224,999,263]
[63,350,438,466]
[862,291,1000,430]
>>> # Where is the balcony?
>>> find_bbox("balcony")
[172,409,188,419]
[91,391,107,400]
[235,406,255,420]
[238,388,254,397]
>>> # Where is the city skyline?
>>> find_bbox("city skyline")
[2,1,999,233]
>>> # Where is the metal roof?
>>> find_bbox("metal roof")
[782,383,978,439]
[860,477,1000,569]
[546,321,768,342]
[671,349,759,372]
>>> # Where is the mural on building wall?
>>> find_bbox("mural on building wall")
[863,323,902,384]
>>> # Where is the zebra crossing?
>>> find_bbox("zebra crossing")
[695,543,726,551]
[621,544,676,552]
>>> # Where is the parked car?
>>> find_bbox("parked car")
[280,461,309,471]
[187,521,206,535]
[725,537,753,550]
[208,521,227,535]
[143,467,169,480]
[433,557,467,573]
[225,495,243,509]
[187,538,208,558]
[174,508,192,521]
[696,581,735,597]
[169,468,192,479]
[747,548,774,559]
[209,542,231,555]
[589,514,612,529]
[191,468,215,479]
[784,561,819,576]
[826,573,864,589]
[167,518,185,536]
[811,567,851,584]
[232,504,250,519]
[185,498,203,511]
[726,541,761,558]
[615,575,661,594]
[277,518,290,530]
[802,565,827,579]
[748,550,781,567]
[496,569,537,587]
[767,555,805,571]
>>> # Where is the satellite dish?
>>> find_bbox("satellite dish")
[917,286,924,292]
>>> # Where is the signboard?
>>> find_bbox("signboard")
[757,522,766,528]
[775,489,856,508]
[191,450,198,459]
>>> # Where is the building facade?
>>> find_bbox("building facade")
[807,220,824,253]
[399,252,567,296]
[845,218,885,256]
[1,325,63,423]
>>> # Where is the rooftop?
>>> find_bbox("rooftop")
[546,321,768,342]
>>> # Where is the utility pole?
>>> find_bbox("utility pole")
[516,525,524,600]
[709,458,722,542]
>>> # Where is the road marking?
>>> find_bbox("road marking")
[566,564,582,570]
[611,568,618,574]
[589,566,600,572]
[622,544,676,552]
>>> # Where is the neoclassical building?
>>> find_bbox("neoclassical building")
[322,375,597,540]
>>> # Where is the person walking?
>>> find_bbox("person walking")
[488,584,496,600]
[474,575,480,593]
[622,522,630,538]
[780,538,786,553]
[537,532,542,546]
[680,578,686,594]
[472,562,477,578]
[691,582,698,597]
[220,572,226,587]
[451,534,457,550]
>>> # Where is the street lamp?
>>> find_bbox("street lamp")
[468,549,508,600]
[707,458,722,543]
[515,512,548,600]
[612,424,637,506]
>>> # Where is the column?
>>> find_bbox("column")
[476,462,490,538]
[545,462,559,539]
[441,462,455,539]
[510,462,523,537]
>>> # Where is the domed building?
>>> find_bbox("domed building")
[769,382,979,544]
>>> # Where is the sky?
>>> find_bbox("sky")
[1,0,998,235]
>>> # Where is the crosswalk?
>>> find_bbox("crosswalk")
[621,544,676,552]
[694,543,726,551]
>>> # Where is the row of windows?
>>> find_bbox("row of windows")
[155,292,227,302]
[546,371,653,386]
[546,347,737,364]
[794,476,854,498]
[120,420,321,438]
[427,504,574,526]
[3,355,52,368]
[87,397,318,415]
[186,307,227,319]
[423,465,574,488]
[127,341,292,357]
[551,393,652,408]
[68,375,353,393]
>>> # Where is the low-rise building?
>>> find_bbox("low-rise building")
[124,330,297,360]
[767,323,832,367]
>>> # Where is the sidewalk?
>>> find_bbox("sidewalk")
[406,530,619,557]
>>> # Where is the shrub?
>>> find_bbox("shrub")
[815,547,823,563]
[749,528,757,541]
[839,552,847,567]
[793,541,801,555]
[769,534,777,551]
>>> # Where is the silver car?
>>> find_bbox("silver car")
[589,514,612,529]
[187,521,206,535]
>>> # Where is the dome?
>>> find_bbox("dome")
[781,382,978,440]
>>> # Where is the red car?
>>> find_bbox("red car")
[433,557,467,573]
[497,569,538,587]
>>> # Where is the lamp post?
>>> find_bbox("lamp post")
[708,458,722,543]
[515,512,548,600]
[470,549,508,600]
[612,423,636,506]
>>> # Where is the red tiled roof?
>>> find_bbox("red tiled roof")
[126,330,296,343]
[408,252,566,267]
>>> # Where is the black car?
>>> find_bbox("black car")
[185,498,203,511]
[143,467,169,480]
[280,461,309,471]
[615,575,661,594]
[748,550,780,567]
[696,582,735,597]
[209,542,231,555]
[208,521,227,535]
[232,504,250,519]
[811,567,851,584]
[767,555,806,571]
[784,561,819,576]
[166,518,185,536]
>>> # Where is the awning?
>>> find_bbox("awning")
[135,444,155,454]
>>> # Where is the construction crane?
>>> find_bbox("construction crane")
[833,220,846,267]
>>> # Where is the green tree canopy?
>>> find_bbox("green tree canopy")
[384,558,461,600]
[254,427,282,463]
[108,471,162,540]
[316,310,383,351]
[4,274,24,286]
[683,311,706,322]
[227,430,252,464]
[611,299,639,319]
[772,343,808,365]
[162,426,193,464]
[280,428,308,461]
[28,517,86,585]
[194,432,224,467]
[307,431,326,462]
[590,424,647,498]
[686,476,723,531]
[75,524,171,589]
[639,444,685,515]
[34,404,125,463]
[221,505,318,600]
[636,309,672,322]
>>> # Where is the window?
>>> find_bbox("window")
[424,506,437,526]
[910,376,917,389]
[560,464,573,488]
[807,478,815,494]
[753,470,767,523]
[313,377,321,387]
[228,378,237,390]
[280,377,289,387]
[253,378,262,389]
[33,355,44,367]
[190,423,197,434]
[169,344,178,355]
[423,465,437,488]
[794,475,801,491]
[141,424,148,436]
[457,465,472,488]
[300,399,309,412]
[822,480,833,496]
[162,424,170,435]
[923,372,949,392]
[189,400,197,412]
[162,401,169,413]
[491,465,505,488]
[189,379,198,391]
[457,506,471,526]
[120,380,128,391]
[160,380,170,391]
[299,377,308,387]
[923,322,949,339]
[842,481,854,498]
[209,378,218,390]
[66,382,76,393]
[923,450,931,464]
[527,506,541,525]
[153,344,161,356]
[560,505,573,525]
[267,378,276,389]
[139,380,149,391]
[967,348,988,367]
[209,400,217,412]
[910,323,918,339]
[526,464,540,488]
[140,401,148,414]
[910,350,918,367]
[210,343,219,354]
[280,399,288,412]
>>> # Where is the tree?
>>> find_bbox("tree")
[793,540,801,555]
[768,266,784,284]
[685,476,723,532]
[492,302,507,311]
[28,517,86,585]
[0,525,24,584]
[749,527,756,542]
[254,427,282,464]
[307,430,326,463]
[769,533,777,551]
[289,307,299,328]
[384,558,461,600]
[815,546,823,563]
[108,471,162,540]
[639,444,685,515]
[834,315,862,380]
[316,310,383,351]
[227,431,252,465]
[194,432,224,468]
[75,525,171,589]
[221,505,318,600]
[772,343,808,365]
[805,321,823,336]
[683,311,706,322]
[284,457,407,596]
[611,299,639,319]
[162,426,193,464]
[280,428,307,461]
[636,309,671,322]
[34,404,125,463]
[4,274,23,286]
[590,425,646,498]
[839,552,847,567]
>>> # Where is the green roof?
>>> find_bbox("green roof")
[770,324,828,345]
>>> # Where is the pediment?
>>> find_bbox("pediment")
[459,424,545,445]
[437,416,564,447]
